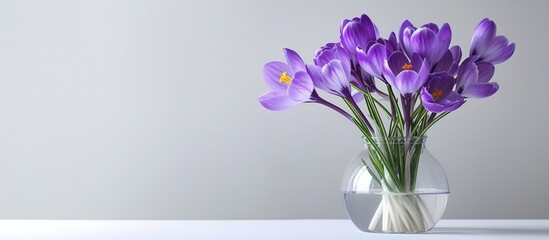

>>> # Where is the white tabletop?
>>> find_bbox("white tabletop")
[0,219,547,240]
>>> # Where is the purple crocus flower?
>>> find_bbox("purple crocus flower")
[314,43,345,67]
[455,57,498,99]
[308,44,354,97]
[421,74,464,113]
[470,18,515,64]
[311,44,366,101]
[382,51,430,95]
[340,14,379,59]
[356,32,399,76]
[258,48,315,111]
[432,46,462,75]
[356,43,388,78]
[355,32,398,81]
[310,43,375,133]
[400,20,452,66]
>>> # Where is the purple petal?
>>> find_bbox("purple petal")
[322,60,351,96]
[394,70,420,94]
[436,23,452,61]
[470,18,515,65]
[336,45,352,76]
[441,92,465,112]
[340,14,378,56]
[314,46,336,67]
[306,64,331,94]
[356,47,368,66]
[401,28,414,58]
[356,43,386,78]
[416,59,430,87]
[471,18,497,56]
[459,55,477,67]
[283,48,306,74]
[386,51,409,76]
[263,61,291,93]
[433,49,453,73]
[386,32,399,52]
[340,21,361,54]
[340,19,350,34]
[422,23,439,33]
[500,43,516,63]
[461,82,499,98]
[410,53,423,72]
[476,62,495,83]
[426,74,454,99]
[485,41,515,64]
[399,20,415,57]
[480,36,509,63]
[448,46,462,74]
[359,14,379,39]
[287,71,314,102]
[382,61,396,87]
[421,88,464,113]
[258,91,299,111]
[410,27,440,65]
[422,99,450,113]
[399,20,414,44]
[450,45,462,63]
[420,86,434,103]
[421,87,446,113]
[456,60,479,92]
[448,64,459,76]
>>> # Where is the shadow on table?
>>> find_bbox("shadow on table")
[428,227,549,236]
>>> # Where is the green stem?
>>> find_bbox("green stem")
[347,96,375,134]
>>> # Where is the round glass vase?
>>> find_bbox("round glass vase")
[341,137,449,233]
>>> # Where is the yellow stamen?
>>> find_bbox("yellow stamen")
[432,89,444,100]
[402,63,413,70]
[279,72,292,85]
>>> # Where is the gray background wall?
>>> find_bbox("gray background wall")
[0,0,546,219]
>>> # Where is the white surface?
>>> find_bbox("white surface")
[0,0,548,220]
[0,220,547,240]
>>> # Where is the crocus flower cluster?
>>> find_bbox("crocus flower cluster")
[259,14,514,139]
[259,15,515,232]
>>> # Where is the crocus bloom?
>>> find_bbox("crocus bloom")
[310,44,364,101]
[314,43,346,67]
[354,32,397,84]
[421,74,464,113]
[316,43,378,95]
[470,18,515,65]
[432,46,462,75]
[455,57,498,98]
[400,21,452,66]
[356,43,388,79]
[307,48,353,98]
[382,51,430,95]
[340,14,379,58]
[258,48,315,111]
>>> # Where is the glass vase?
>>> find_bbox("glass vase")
[341,137,449,233]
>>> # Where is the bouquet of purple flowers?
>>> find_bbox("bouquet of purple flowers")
[258,14,514,232]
